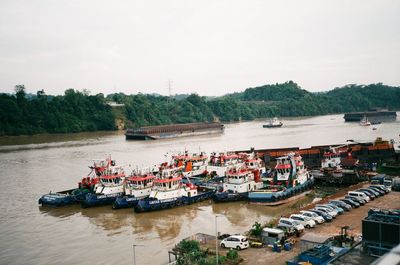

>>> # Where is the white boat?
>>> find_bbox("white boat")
[133,173,214,212]
[360,116,371,126]
[263,117,283,128]
[213,165,264,202]
[113,170,155,209]
[82,165,126,207]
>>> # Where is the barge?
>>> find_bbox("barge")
[344,108,396,122]
[125,122,224,140]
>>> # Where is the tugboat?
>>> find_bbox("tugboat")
[81,165,126,208]
[38,157,113,207]
[133,173,215,213]
[263,117,283,128]
[212,165,264,202]
[360,115,371,126]
[248,153,314,205]
[207,152,243,177]
[112,171,155,209]
[171,152,209,179]
[311,145,362,185]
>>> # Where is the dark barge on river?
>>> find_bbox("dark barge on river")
[344,108,397,122]
[125,122,224,140]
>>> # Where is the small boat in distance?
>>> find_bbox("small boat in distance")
[360,115,371,126]
[263,117,283,128]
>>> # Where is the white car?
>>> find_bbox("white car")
[289,214,316,228]
[220,235,249,250]
[315,205,338,217]
[348,191,370,202]
[314,207,337,218]
[299,211,325,224]
[277,217,305,233]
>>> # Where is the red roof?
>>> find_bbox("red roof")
[128,175,155,181]
[154,177,182,183]
[276,164,291,169]
[100,173,125,180]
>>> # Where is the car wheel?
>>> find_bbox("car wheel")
[306,225,310,229]
[236,246,241,250]
[221,243,225,248]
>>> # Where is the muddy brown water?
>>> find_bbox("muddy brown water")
[0,114,399,265]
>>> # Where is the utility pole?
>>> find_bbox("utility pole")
[133,244,144,265]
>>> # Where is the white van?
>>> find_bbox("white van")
[348,191,370,202]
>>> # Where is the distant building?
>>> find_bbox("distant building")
[106,101,125,107]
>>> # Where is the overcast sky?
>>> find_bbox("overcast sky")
[0,0,399,96]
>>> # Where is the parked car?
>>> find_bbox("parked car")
[289,214,316,228]
[277,218,305,233]
[366,187,384,196]
[370,185,390,194]
[329,200,351,211]
[218,234,231,240]
[340,198,360,208]
[347,191,370,202]
[345,195,366,205]
[314,207,337,218]
[308,209,333,222]
[368,186,386,196]
[220,235,249,250]
[326,203,345,214]
[316,204,340,216]
[356,189,376,199]
[299,210,325,224]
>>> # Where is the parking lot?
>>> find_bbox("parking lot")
[238,184,400,265]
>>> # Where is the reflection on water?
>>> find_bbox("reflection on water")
[0,114,399,265]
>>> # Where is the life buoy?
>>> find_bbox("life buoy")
[161,204,167,209]
[150,205,156,210]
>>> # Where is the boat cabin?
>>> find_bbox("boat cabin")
[226,168,251,184]
[99,166,125,187]
[275,155,293,181]
[153,176,182,191]
[209,153,240,166]
[321,151,341,168]
[126,174,155,189]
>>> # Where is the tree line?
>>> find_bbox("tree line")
[1,82,399,136]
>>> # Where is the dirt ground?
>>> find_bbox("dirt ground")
[236,185,400,265]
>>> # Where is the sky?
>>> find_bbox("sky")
[0,0,399,96]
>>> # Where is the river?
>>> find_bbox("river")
[0,114,399,265]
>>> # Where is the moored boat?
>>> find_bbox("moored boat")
[212,165,264,202]
[38,157,112,207]
[133,174,214,213]
[113,171,155,209]
[248,153,314,205]
[82,165,126,208]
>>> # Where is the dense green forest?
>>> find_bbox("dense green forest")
[0,85,115,135]
[1,82,399,136]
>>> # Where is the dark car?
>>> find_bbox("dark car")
[356,189,376,200]
[368,186,385,196]
[340,198,360,208]
[362,188,380,197]
[370,185,390,194]
[309,209,333,222]
[218,234,231,240]
[345,195,366,205]
[329,200,351,211]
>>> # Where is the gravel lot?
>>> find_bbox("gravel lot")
[238,184,400,265]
